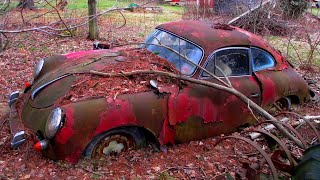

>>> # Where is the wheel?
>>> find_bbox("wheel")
[275,97,291,110]
[84,127,146,158]
[269,97,292,114]
[293,144,320,180]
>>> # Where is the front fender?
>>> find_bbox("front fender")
[51,91,168,162]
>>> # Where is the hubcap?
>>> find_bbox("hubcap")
[92,134,135,158]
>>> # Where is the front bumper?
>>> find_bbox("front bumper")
[8,90,26,148]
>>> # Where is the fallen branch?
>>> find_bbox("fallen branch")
[249,117,289,139]
[278,111,320,144]
[228,0,273,25]
[88,69,305,148]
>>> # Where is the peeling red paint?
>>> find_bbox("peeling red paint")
[258,76,276,107]
[15,20,311,162]
[231,80,241,88]
[159,117,175,145]
[223,95,238,107]
[64,50,104,60]
[168,89,220,125]
[158,84,179,96]
[93,98,138,137]
[55,107,75,145]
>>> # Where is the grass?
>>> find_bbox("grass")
[308,8,320,17]
[66,0,183,13]
[65,0,183,27]
[67,0,131,10]
[161,4,184,13]
[266,36,320,67]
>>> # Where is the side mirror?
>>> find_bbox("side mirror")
[150,80,158,89]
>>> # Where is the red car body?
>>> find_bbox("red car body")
[9,20,311,163]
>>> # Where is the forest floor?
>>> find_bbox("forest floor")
[0,8,320,179]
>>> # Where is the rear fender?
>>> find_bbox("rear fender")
[254,67,310,109]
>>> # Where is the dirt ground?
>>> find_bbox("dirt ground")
[1,15,320,180]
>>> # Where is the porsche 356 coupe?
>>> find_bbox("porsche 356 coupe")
[8,20,311,163]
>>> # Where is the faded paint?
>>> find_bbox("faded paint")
[65,50,105,60]
[94,98,138,137]
[12,20,311,163]
[167,88,220,125]
[159,117,175,145]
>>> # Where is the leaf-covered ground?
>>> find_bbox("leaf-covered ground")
[1,11,320,179]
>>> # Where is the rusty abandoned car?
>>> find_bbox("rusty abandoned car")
[8,20,311,163]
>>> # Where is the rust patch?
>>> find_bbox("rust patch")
[93,98,138,137]
[168,88,220,125]
[212,23,235,31]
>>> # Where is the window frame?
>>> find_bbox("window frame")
[250,47,277,72]
[145,28,205,77]
[200,47,252,79]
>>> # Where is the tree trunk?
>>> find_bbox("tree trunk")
[88,0,99,40]
[17,0,35,10]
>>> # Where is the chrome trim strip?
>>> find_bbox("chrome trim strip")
[31,74,70,100]
[8,90,20,107]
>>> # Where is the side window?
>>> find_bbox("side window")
[202,48,250,77]
[251,48,276,71]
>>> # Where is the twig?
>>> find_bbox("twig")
[82,167,111,176]
[200,167,207,178]
[248,99,259,122]
[87,69,304,148]
[115,42,233,88]
[116,10,126,29]
[44,0,72,36]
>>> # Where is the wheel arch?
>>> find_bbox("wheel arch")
[82,125,159,158]
[287,95,300,104]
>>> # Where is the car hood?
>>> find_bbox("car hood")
[29,48,128,108]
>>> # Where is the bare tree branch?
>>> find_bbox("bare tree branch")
[88,69,305,148]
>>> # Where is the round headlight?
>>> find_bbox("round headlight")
[45,107,63,139]
[33,59,44,79]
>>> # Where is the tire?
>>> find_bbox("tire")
[83,127,146,158]
[293,144,320,180]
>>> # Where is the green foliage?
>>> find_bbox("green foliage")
[280,0,308,18]
[66,0,183,13]
[308,8,320,17]
[67,0,133,10]
[159,171,175,180]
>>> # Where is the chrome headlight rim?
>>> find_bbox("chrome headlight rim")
[33,59,44,80]
[45,107,63,139]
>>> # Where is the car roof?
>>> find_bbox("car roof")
[156,20,277,54]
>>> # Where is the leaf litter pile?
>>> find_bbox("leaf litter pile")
[0,19,320,180]
[60,48,183,105]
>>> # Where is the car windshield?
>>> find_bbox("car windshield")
[144,29,203,75]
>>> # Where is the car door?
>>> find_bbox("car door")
[250,47,279,109]
[173,47,262,143]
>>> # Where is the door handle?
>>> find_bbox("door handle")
[249,93,260,98]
